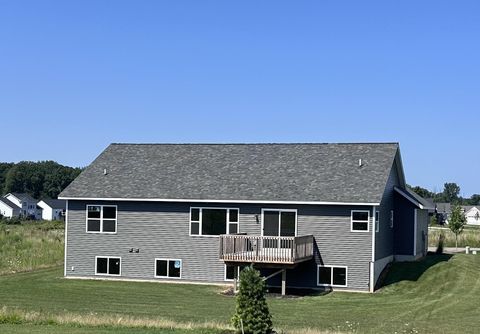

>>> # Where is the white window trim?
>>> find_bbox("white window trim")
[154,258,182,279]
[350,210,370,232]
[86,205,118,234]
[317,265,348,287]
[375,211,380,233]
[95,256,121,276]
[189,207,240,237]
[260,208,298,237]
[390,210,394,228]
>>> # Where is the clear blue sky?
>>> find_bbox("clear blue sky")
[1,1,479,196]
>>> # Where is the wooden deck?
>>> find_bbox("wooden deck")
[219,234,314,265]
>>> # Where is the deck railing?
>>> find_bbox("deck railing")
[219,234,314,264]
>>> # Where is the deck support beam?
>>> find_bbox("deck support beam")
[233,266,238,293]
[281,269,286,296]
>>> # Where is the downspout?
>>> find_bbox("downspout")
[370,205,376,293]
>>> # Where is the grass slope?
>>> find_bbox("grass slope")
[0,221,64,275]
[0,254,479,333]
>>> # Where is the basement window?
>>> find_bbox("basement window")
[87,205,117,233]
[155,259,182,278]
[95,256,121,276]
[225,264,246,281]
[190,207,240,236]
[351,210,369,232]
[317,265,347,287]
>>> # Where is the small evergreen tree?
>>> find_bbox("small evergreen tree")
[449,204,466,249]
[232,266,272,334]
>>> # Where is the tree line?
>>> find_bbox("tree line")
[409,182,480,205]
[0,161,82,200]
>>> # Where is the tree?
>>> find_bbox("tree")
[409,185,434,199]
[2,161,82,199]
[232,266,273,334]
[449,204,466,249]
[443,182,461,203]
[468,194,480,205]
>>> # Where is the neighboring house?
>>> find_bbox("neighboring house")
[435,202,451,224]
[59,143,432,294]
[463,206,480,225]
[0,197,21,218]
[37,199,66,221]
[434,203,480,226]
[3,193,42,219]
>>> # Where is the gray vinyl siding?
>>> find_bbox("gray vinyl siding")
[393,192,416,255]
[66,201,373,291]
[416,209,428,257]
[375,156,401,260]
[263,205,373,291]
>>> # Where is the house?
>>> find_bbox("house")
[59,143,432,294]
[434,202,451,224]
[463,206,480,225]
[0,197,21,218]
[433,203,480,226]
[37,199,66,221]
[2,193,41,219]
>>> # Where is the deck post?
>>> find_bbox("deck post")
[281,269,286,296]
[233,266,238,293]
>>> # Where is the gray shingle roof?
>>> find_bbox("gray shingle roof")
[0,197,20,209]
[10,192,37,203]
[59,143,401,204]
[435,203,451,213]
[40,199,66,210]
[396,187,435,210]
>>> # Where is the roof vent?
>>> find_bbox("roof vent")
[358,159,363,167]
[103,168,108,175]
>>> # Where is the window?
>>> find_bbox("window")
[225,265,246,281]
[155,259,182,278]
[190,208,239,236]
[262,209,296,248]
[262,210,296,237]
[390,210,394,228]
[95,256,121,276]
[317,265,347,287]
[228,209,239,234]
[375,211,380,233]
[351,210,369,232]
[87,205,117,233]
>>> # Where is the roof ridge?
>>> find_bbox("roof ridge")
[110,142,399,146]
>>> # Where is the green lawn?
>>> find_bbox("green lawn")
[0,324,228,334]
[1,254,479,333]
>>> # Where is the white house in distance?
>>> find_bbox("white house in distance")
[0,197,21,218]
[37,199,66,221]
[3,193,41,219]
[464,206,480,226]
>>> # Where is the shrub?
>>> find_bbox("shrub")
[231,266,273,334]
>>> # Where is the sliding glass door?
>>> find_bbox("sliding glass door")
[262,210,296,248]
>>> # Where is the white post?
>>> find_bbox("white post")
[233,266,238,293]
[466,246,470,254]
[281,269,286,296]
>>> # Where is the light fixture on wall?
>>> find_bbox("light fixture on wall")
[255,214,259,223]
